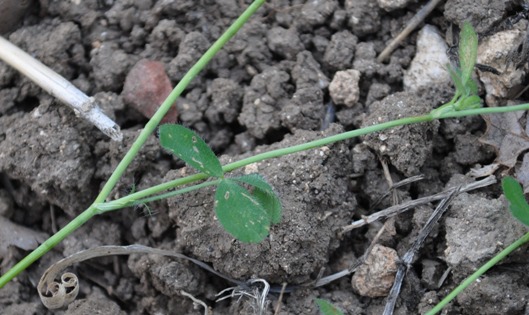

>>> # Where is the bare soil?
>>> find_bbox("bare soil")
[1,0,529,314]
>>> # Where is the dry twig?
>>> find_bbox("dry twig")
[343,176,496,231]
[383,187,459,315]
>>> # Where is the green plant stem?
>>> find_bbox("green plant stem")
[93,115,431,209]
[426,230,529,315]
[96,102,529,209]
[0,0,266,289]
[99,179,221,212]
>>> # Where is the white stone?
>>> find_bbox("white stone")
[377,0,412,11]
[329,69,361,107]
[403,25,451,91]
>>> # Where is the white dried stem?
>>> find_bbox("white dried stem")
[0,36,122,141]
[181,290,210,315]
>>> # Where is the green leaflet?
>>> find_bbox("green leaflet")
[159,124,224,178]
[232,173,282,224]
[458,21,478,86]
[447,65,465,96]
[215,179,271,243]
[315,299,345,315]
[459,95,482,110]
[502,176,529,227]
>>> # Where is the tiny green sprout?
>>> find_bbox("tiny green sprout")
[127,182,154,216]
[502,176,529,226]
[460,94,482,110]
[451,21,480,110]
[316,299,345,315]
[458,21,478,87]
[431,21,481,118]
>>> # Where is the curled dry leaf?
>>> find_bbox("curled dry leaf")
[479,110,529,192]
[37,245,246,309]
[38,272,79,310]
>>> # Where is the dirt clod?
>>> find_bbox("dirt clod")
[362,91,440,176]
[477,26,527,106]
[351,244,399,297]
[329,69,361,107]
[444,192,528,277]
[267,26,304,60]
[323,30,357,71]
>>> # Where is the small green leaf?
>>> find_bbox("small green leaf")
[233,174,282,224]
[459,95,481,110]
[447,64,465,95]
[215,179,271,243]
[159,124,223,178]
[502,176,529,227]
[465,76,479,95]
[458,21,478,86]
[315,299,344,315]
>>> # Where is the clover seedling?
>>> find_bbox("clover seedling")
[159,124,281,243]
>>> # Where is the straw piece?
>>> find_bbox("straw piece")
[0,36,122,141]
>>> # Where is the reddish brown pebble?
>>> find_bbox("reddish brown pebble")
[351,244,399,297]
[122,59,177,123]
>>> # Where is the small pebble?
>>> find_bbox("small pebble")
[351,244,399,297]
[403,25,451,91]
[329,69,361,107]
[377,0,412,11]
[122,59,178,123]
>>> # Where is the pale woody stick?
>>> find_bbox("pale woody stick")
[0,36,123,141]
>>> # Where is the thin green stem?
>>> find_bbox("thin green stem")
[99,179,221,212]
[436,102,529,118]
[0,206,95,287]
[0,0,266,289]
[133,179,220,205]
[98,114,432,208]
[426,231,529,315]
[97,103,529,210]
